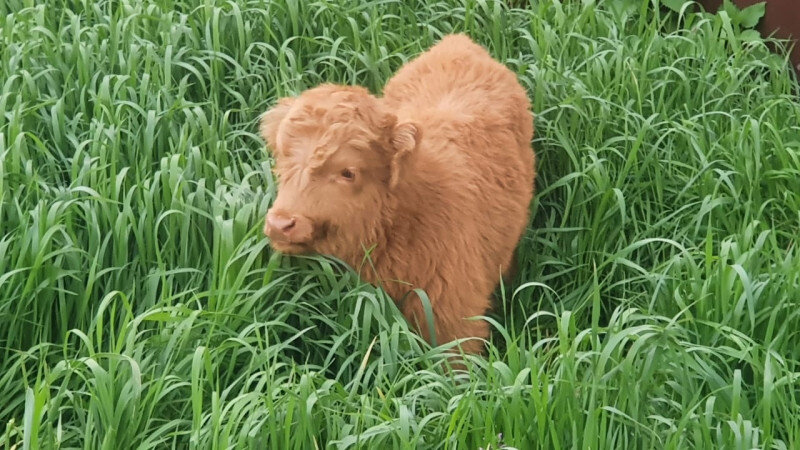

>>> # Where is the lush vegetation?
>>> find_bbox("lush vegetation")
[1,0,799,448]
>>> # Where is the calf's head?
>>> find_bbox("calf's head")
[260,84,418,259]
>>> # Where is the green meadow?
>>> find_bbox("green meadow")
[1,0,799,448]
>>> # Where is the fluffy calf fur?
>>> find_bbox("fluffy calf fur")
[261,34,535,354]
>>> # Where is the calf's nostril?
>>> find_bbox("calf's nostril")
[281,218,296,232]
[267,212,297,235]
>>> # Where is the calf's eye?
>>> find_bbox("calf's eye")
[340,168,356,181]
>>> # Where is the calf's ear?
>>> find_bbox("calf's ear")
[389,122,419,188]
[259,97,295,151]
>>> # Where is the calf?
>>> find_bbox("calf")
[261,34,536,354]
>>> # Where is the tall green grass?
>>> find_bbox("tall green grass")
[1,0,799,448]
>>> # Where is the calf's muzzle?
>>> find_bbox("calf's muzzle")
[264,209,314,246]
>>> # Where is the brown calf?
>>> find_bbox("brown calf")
[260,34,536,354]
